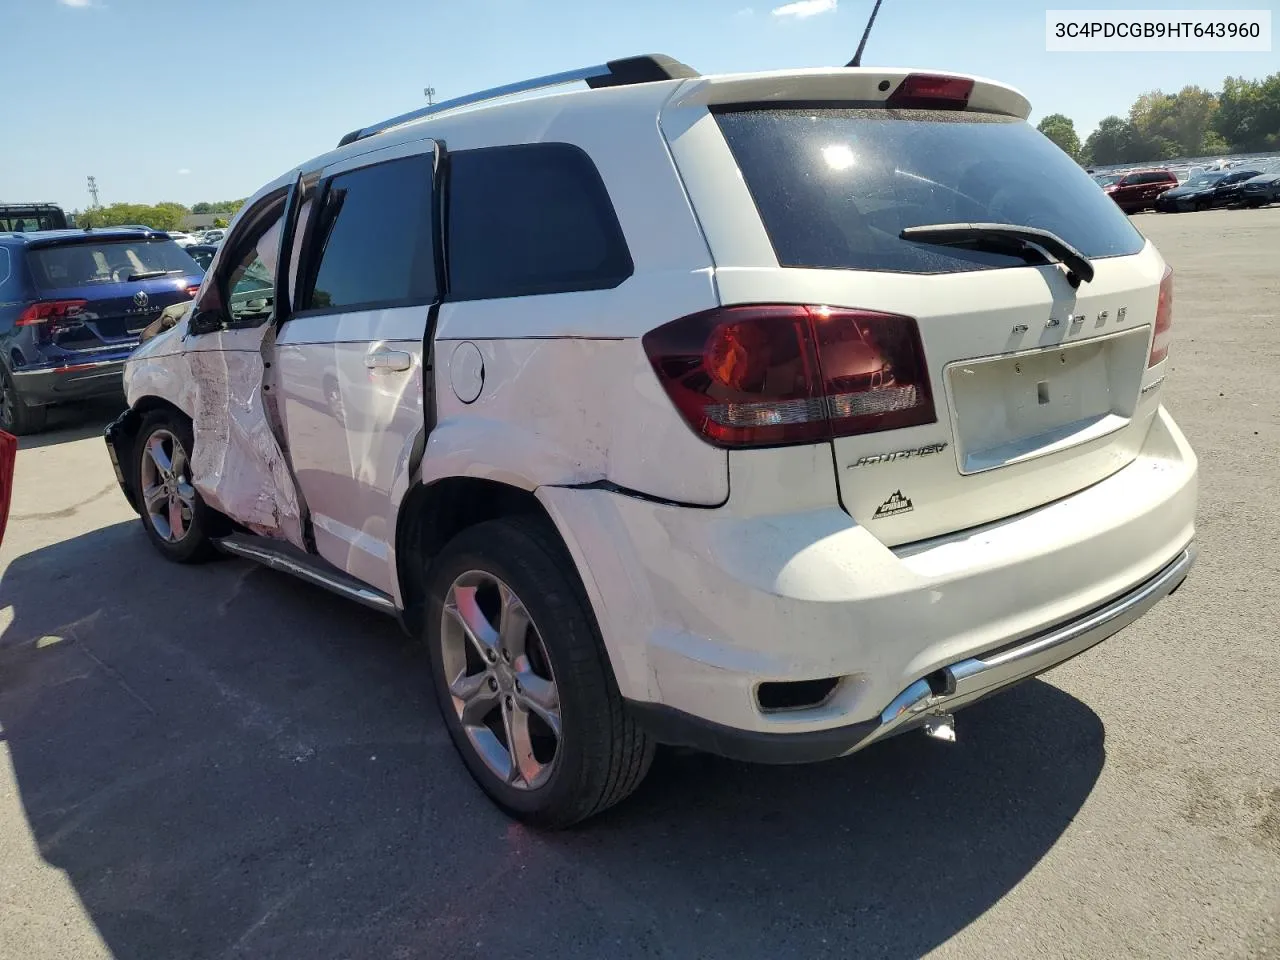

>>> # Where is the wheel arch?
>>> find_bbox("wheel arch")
[108,396,192,511]
[394,476,570,640]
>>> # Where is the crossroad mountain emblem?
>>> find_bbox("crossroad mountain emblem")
[873,490,914,519]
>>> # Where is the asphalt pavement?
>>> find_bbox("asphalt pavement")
[1,207,1277,960]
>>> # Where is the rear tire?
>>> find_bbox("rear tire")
[0,366,48,436]
[424,516,653,828]
[134,409,223,563]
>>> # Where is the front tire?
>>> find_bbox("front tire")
[424,516,653,828]
[134,409,223,563]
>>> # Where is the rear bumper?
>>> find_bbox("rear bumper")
[9,356,128,405]
[627,544,1194,763]
[542,406,1198,752]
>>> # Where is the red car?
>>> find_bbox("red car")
[1100,169,1179,213]
[0,430,14,546]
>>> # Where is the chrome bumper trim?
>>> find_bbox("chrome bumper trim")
[858,543,1197,750]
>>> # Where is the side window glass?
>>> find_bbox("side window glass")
[193,192,286,328]
[298,154,436,314]
[226,232,280,324]
[446,143,633,301]
[0,248,12,297]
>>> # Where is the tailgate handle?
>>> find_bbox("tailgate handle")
[365,349,412,372]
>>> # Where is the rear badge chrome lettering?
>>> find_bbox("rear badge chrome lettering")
[873,490,914,519]
[1140,376,1166,396]
[851,442,947,468]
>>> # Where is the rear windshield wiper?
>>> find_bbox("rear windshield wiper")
[127,269,184,281]
[900,223,1095,287]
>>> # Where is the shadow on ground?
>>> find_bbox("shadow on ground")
[16,399,125,451]
[0,522,1106,960]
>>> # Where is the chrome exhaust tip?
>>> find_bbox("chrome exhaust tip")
[923,713,956,742]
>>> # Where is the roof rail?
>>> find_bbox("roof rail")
[336,54,698,148]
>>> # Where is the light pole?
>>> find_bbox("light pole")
[424,86,436,107]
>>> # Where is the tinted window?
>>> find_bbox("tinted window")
[447,143,632,300]
[714,108,1146,274]
[302,154,435,312]
[0,248,12,295]
[27,239,200,290]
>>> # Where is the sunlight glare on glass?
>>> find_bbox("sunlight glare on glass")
[822,144,856,171]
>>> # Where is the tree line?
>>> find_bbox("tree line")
[1037,71,1280,166]
[74,198,246,231]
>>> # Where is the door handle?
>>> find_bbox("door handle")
[365,350,412,372]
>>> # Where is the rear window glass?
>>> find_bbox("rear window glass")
[714,108,1146,274]
[28,239,199,290]
[446,143,633,301]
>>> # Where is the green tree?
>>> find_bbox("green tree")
[213,217,229,228]
[77,202,190,231]
[1082,116,1135,166]
[1127,86,1224,157]
[191,202,212,215]
[1214,73,1280,152]
[1036,113,1082,160]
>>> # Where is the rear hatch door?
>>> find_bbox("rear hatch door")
[670,81,1168,546]
[26,236,202,350]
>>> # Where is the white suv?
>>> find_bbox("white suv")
[104,56,1198,827]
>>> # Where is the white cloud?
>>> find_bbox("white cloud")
[58,0,94,7]
[771,0,835,18]
[735,7,754,16]
[177,168,191,175]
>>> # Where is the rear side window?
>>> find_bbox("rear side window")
[446,143,632,301]
[300,153,436,312]
[27,239,200,290]
[714,108,1146,274]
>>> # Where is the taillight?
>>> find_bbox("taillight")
[185,283,201,299]
[886,74,974,110]
[1149,266,1173,366]
[15,299,87,326]
[642,305,936,448]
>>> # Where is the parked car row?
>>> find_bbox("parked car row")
[169,228,226,248]
[1093,163,1280,214]
[0,227,204,433]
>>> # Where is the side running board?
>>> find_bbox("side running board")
[214,532,397,616]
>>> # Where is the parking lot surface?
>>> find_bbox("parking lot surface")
[1,207,1278,960]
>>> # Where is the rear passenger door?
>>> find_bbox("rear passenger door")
[273,137,439,594]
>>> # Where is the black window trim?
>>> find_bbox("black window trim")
[288,150,440,322]
[441,141,634,304]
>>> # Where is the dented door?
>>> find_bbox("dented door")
[181,182,309,548]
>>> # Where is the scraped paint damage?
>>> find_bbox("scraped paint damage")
[187,347,305,548]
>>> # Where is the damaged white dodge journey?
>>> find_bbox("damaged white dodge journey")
[105,56,1198,827]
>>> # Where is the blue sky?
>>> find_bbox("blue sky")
[3,0,1276,210]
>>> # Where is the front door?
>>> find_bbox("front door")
[181,184,309,548]
[272,137,440,596]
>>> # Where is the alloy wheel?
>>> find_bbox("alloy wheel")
[440,570,561,790]
[139,428,196,542]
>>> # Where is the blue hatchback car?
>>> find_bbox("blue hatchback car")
[0,227,203,434]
